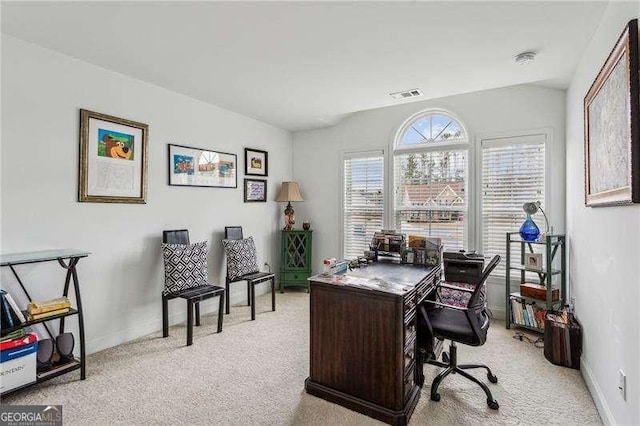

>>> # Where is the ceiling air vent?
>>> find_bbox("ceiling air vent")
[390,88,423,99]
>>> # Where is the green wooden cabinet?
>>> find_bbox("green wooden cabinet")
[280,230,312,293]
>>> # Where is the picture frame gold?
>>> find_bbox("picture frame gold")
[79,109,149,203]
[584,19,639,207]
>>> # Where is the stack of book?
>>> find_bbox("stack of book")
[26,297,71,321]
[1,289,27,330]
[510,297,546,330]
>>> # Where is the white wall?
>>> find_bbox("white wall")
[566,3,640,425]
[292,84,566,317]
[0,36,292,354]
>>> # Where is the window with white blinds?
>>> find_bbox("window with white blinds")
[343,151,384,260]
[481,135,546,275]
[393,150,468,250]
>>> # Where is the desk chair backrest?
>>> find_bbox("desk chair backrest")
[464,254,501,345]
[163,229,190,245]
[467,254,501,310]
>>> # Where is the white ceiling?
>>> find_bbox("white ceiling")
[1,1,609,131]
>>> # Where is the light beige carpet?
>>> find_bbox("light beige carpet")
[2,291,601,425]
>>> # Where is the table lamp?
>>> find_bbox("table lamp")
[520,201,550,241]
[275,182,304,230]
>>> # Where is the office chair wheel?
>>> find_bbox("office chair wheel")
[431,393,441,402]
[487,373,498,384]
[442,352,449,363]
[487,398,499,410]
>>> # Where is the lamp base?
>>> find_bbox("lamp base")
[284,202,295,230]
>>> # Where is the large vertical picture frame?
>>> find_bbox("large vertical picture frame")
[584,19,639,207]
[168,144,237,188]
[79,109,149,204]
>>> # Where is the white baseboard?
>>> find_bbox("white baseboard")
[488,305,506,320]
[85,285,273,354]
[581,356,615,425]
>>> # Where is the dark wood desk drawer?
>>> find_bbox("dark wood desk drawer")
[404,292,416,316]
[403,365,415,402]
[416,273,437,303]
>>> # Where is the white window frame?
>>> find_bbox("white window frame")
[390,109,472,250]
[475,128,552,268]
[340,149,386,259]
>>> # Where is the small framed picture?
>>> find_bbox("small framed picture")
[524,253,543,271]
[245,148,268,176]
[244,178,267,202]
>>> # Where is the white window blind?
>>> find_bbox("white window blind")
[393,150,468,251]
[481,135,546,276]
[343,151,384,260]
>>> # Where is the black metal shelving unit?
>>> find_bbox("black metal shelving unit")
[1,249,89,397]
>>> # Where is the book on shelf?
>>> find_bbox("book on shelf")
[27,297,71,316]
[0,328,26,342]
[510,296,546,330]
[3,292,26,324]
[0,332,37,351]
[27,307,71,321]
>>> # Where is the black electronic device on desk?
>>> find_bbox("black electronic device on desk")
[443,250,485,284]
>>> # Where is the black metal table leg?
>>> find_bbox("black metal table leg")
[68,259,86,380]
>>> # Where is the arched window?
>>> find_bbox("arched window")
[393,111,469,250]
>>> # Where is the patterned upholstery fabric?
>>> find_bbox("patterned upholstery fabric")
[222,237,259,280]
[162,241,209,296]
[438,281,486,308]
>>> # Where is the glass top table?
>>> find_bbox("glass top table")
[0,249,91,266]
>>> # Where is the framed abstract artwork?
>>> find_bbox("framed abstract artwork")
[584,19,639,207]
[244,148,268,177]
[79,109,149,203]
[244,178,267,202]
[168,144,237,188]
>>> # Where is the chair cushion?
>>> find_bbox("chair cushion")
[162,241,209,296]
[222,237,260,280]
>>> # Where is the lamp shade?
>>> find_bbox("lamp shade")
[276,182,304,202]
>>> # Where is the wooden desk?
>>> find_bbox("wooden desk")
[305,263,440,426]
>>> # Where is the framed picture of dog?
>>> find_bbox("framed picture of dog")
[79,109,149,203]
[168,144,237,188]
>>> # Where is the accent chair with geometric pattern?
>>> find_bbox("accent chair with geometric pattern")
[161,229,225,346]
[222,226,276,321]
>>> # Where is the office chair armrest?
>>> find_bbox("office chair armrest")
[437,282,475,293]
[422,299,469,311]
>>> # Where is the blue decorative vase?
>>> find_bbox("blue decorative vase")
[519,214,540,241]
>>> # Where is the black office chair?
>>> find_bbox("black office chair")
[417,254,501,409]
[162,229,225,346]
[223,226,276,320]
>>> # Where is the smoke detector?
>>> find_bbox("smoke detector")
[514,51,536,65]
[390,88,423,99]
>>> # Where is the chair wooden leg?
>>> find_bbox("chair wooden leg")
[271,278,276,311]
[187,301,194,346]
[218,293,224,333]
[162,296,169,338]
[247,281,251,306]
[225,281,230,314]
[195,302,201,326]
[250,282,256,321]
